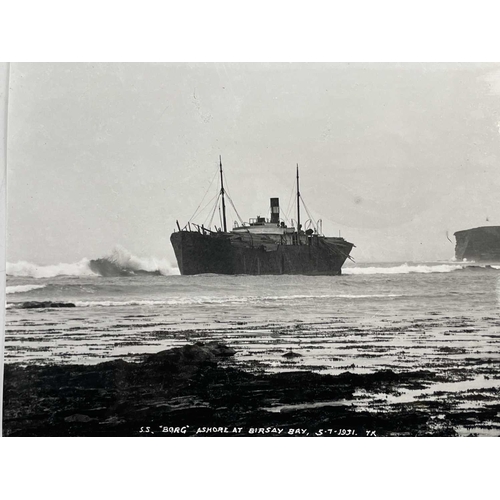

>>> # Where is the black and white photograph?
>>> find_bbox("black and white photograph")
[2,60,500,439]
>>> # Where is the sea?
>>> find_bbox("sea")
[4,252,500,435]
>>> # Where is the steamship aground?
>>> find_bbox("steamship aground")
[170,158,354,275]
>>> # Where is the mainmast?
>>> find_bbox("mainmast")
[219,155,227,232]
[296,164,301,244]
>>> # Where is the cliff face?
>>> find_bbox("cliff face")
[454,226,500,261]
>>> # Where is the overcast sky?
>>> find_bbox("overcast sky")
[6,62,500,265]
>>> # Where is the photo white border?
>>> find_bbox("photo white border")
[1,1,498,497]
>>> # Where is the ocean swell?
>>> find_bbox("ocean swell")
[6,284,48,294]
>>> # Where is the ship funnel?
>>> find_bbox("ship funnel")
[270,198,280,224]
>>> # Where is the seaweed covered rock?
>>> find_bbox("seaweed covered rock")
[2,342,465,437]
[17,301,76,309]
[143,342,235,367]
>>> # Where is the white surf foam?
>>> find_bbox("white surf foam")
[106,245,179,276]
[75,300,169,307]
[343,263,464,275]
[6,284,48,294]
[74,293,402,308]
[6,259,96,278]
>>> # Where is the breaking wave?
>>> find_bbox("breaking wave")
[89,245,178,277]
[6,259,96,278]
[6,284,48,294]
[344,263,466,275]
[6,246,179,278]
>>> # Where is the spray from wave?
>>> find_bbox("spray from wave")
[6,245,179,278]
[6,259,96,279]
[88,245,178,277]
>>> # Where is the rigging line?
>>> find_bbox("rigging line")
[285,180,295,217]
[281,183,293,224]
[300,197,318,229]
[205,193,219,227]
[195,192,219,223]
[224,189,244,224]
[222,171,244,224]
[207,192,221,229]
[226,194,244,224]
[221,172,235,208]
[188,168,219,223]
[204,170,221,227]
[284,179,296,222]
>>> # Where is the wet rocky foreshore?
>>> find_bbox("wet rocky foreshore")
[3,342,500,437]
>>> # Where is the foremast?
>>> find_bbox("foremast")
[219,155,228,232]
[296,164,301,244]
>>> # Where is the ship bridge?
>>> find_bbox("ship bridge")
[231,197,297,236]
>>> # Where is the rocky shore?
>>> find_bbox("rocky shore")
[3,342,499,436]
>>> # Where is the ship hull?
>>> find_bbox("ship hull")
[170,231,354,275]
[454,226,500,262]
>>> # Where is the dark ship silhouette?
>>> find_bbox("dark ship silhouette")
[170,158,354,275]
[454,226,500,262]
